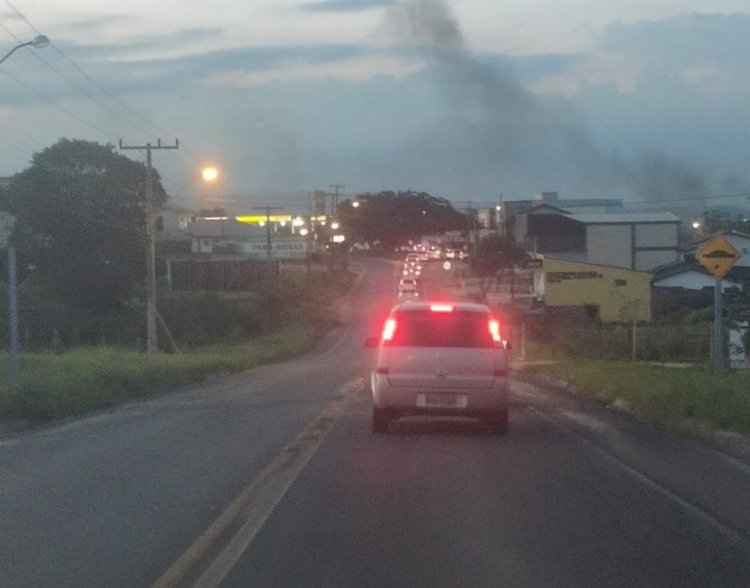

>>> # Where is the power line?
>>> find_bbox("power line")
[2,0,204,178]
[3,0,176,139]
[0,68,118,139]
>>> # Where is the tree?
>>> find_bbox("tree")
[2,138,166,311]
[469,234,527,302]
[701,208,750,235]
[337,190,467,251]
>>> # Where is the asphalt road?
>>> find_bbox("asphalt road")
[1,257,749,587]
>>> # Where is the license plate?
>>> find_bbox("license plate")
[417,393,467,408]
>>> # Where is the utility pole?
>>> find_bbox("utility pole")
[119,138,179,354]
[252,205,285,263]
[329,184,345,217]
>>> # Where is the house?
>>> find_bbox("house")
[652,230,750,291]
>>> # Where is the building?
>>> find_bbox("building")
[524,211,681,272]
[533,256,652,323]
[495,191,624,239]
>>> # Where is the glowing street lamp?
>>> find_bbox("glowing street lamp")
[201,165,219,183]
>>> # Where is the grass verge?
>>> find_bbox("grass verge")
[517,360,750,435]
[0,323,323,421]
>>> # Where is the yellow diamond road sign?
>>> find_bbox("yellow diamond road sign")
[697,235,741,278]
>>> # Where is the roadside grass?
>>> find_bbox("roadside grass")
[0,324,322,420]
[518,360,750,434]
[0,262,358,422]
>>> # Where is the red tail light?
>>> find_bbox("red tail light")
[489,319,502,343]
[382,318,397,343]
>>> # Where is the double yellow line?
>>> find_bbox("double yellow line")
[153,377,362,588]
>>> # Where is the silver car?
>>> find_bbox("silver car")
[365,301,510,434]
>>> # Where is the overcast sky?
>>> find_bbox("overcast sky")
[1,0,749,213]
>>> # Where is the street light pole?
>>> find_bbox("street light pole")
[2,35,50,387]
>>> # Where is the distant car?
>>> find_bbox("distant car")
[405,253,421,266]
[397,285,419,302]
[365,301,510,434]
[399,277,418,289]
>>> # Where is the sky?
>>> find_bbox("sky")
[1,0,750,215]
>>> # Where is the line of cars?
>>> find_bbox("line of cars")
[365,252,512,436]
[398,253,423,302]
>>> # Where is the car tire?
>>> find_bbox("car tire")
[372,405,391,434]
[486,408,509,436]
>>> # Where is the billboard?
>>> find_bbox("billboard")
[242,240,308,260]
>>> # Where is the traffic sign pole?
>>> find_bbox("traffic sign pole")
[696,234,740,378]
[713,278,723,377]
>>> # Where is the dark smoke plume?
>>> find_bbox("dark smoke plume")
[385,0,734,205]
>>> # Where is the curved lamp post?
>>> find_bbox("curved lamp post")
[0,35,49,65]
[3,35,50,386]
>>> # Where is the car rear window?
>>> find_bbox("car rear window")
[390,309,493,348]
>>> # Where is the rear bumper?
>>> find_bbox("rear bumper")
[371,373,509,413]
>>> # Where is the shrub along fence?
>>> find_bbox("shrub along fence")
[508,320,714,363]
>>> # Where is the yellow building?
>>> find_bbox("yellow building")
[534,256,652,322]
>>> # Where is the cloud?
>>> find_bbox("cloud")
[52,13,137,33]
[528,53,637,97]
[523,12,750,99]
[298,0,394,12]
[58,27,226,62]
[206,53,425,87]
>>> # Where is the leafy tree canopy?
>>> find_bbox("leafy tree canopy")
[700,208,750,235]
[470,234,528,299]
[337,190,467,251]
[2,138,167,311]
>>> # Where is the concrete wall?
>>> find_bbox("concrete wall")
[540,257,652,322]
[635,223,677,247]
[586,225,632,269]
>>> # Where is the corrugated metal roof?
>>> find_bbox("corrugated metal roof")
[567,212,681,224]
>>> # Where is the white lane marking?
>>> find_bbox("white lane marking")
[0,440,18,448]
[152,377,362,588]
[527,406,750,548]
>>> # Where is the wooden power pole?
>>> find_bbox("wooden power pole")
[119,138,179,354]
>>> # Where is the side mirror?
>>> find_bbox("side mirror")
[364,337,379,348]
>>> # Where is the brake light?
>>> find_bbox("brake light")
[382,318,397,342]
[430,304,453,312]
[489,319,502,343]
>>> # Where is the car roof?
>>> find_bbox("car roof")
[390,301,491,313]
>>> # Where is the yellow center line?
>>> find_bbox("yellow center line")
[152,377,363,588]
